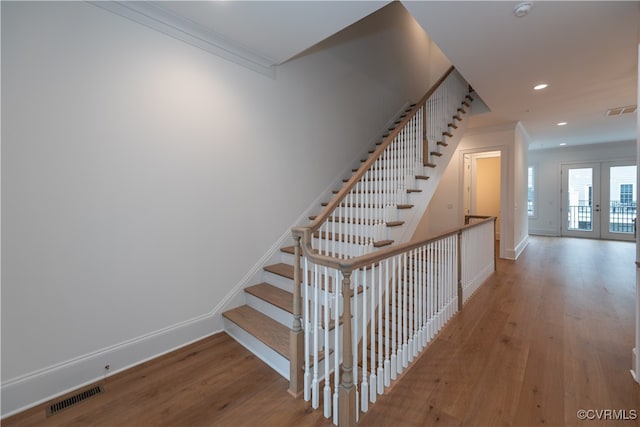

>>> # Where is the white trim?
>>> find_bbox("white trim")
[89,1,277,78]
[513,235,530,259]
[528,229,559,237]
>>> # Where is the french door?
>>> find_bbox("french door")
[561,161,637,241]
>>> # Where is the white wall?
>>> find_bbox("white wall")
[528,140,636,236]
[1,1,449,416]
[413,122,530,260]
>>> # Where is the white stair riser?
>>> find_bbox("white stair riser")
[223,318,290,380]
[245,293,293,329]
[262,271,295,292]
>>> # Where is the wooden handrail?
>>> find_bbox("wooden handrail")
[293,216,495,274]
[464,214,492,225]
[303,66,456,235]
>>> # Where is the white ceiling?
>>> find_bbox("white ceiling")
[404,1,639,149]
[145,1,639,150]
[151,1,388,65]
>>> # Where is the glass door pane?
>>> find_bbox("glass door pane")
[567,167,593,231]
[562,163,601,238]
[603,164,637,241]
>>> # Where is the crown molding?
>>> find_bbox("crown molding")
[89,1,276,79]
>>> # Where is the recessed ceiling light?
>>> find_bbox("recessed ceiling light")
[534,83,548,91]
[559,143,567,146]
[513,2,533,17]
[557,122,567,126]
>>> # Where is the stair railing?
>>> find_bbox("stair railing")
[292,216,496,426]
[305,66,469,260]
[288,67,481,425]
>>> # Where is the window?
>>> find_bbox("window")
[620,184,633,205]
[528,166,535,217]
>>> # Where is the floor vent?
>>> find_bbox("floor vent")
[46,385,104,417]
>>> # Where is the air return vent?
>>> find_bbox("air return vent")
[606,105,637,116]
[46,385,104,416]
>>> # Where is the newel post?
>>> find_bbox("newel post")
[338,270,356,427]
[288,234,304,397]
[457,230,463,311]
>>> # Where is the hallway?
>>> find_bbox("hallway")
[359,236,638,426]
[5,237,638,426]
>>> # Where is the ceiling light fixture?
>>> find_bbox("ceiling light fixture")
[557,122,567,126]
[533,83,548,91]
[513,2,533,18]
[559,143,567,146]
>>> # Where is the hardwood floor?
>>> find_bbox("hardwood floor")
[5,236,639,426]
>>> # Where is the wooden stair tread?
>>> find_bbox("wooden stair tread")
[333,189,420,195]
[321,202,413,209]
[437,141,448,147]
[307,216,404,228]
[430,151,443,157]
[416,175,430,180]
[245,283,293,314]
[222,305,289,360]
[424,163,437,168]
[313,231,394,248]
[443,131,453,138]
[281,246,295,255]
[448,122,458,129]
[264,263,295,280]
[374,240,394,248]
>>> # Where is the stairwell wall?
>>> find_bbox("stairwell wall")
[413,122,530,260]
[1,1,450,416]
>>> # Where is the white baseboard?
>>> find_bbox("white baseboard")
[1,314,222,419]
[514,235,530,259]
[528,228,559,236]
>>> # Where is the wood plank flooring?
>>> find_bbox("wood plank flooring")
[5,236,639,427]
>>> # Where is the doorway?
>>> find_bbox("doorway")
[561,161,637,241]
[464,151,501,239]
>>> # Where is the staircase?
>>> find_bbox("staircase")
[221,67,494,426]
[222,101,433,380]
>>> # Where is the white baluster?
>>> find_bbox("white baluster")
[408,248,414,363]
[390,255,397,380]
[369,263,377,403]
[312,262,319,409]
[384,258,391,388]
[402,251,408,369]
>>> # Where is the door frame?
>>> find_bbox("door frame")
[459,146,506,259]
[561,160,637,241]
